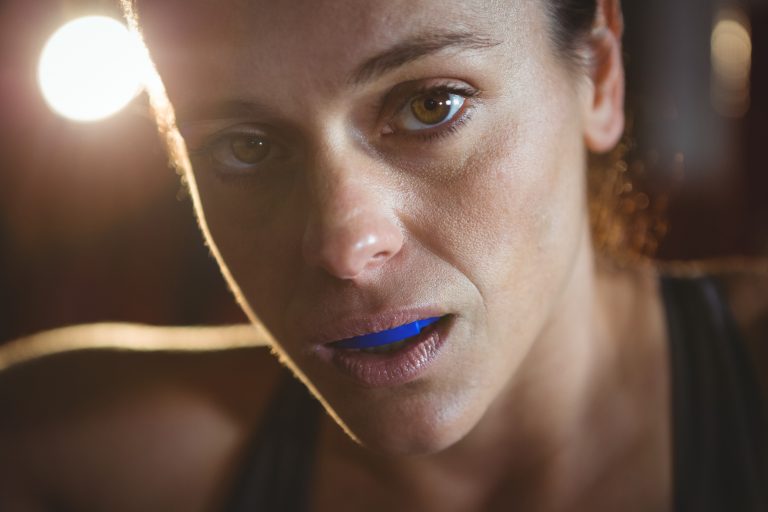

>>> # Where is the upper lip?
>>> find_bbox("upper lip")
[305,306,447,346]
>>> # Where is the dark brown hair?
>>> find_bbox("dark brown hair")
[547,0,663,261]
[548,0,598,66]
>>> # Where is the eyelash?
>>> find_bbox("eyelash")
[187,82,481,184]
[385,83,480,142]
[187,131,288,187]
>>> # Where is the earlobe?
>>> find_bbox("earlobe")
[583,0,625,154]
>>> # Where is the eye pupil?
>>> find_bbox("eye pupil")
[231,135,270,164]
[411,91,453,125]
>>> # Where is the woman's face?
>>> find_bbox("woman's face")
[140,0,602,454]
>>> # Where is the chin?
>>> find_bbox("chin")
[345,421,471,457]
[325,383,485,456]
[378,432,472,457]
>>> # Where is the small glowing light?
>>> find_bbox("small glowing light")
[38,16,146,122]
[711,8,752,118]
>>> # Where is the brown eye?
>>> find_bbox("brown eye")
[196,126,290,178]
[230,135,270,164]
[394,89,467,132]
[410,91,455,125]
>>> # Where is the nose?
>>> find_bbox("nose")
[301,163,404,280]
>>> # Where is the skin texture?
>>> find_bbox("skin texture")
[0,1,765,510]
[11,0,665,509]
[138,0,625,454]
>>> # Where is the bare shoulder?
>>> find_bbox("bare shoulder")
[0,323,285,511]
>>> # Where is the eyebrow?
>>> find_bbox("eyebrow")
[176,31,502,123]
[177,100,272,125]
[348,31,502,86]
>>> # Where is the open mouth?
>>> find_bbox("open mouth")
[319,314,454,387]
[329,316,442,352]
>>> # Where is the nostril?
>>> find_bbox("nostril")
[373,251,389,260]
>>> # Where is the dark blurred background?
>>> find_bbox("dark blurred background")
[1,0,766,343]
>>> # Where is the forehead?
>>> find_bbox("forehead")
[137,0,534,106]
[139,0,518,56]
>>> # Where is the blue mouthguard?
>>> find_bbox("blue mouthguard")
[332,316,441,350]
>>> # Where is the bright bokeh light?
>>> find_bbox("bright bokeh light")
[711,8,752,118]
[38,16,146,122]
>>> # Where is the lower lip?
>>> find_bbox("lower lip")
[318,316,453,388]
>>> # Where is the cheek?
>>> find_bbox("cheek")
[189,171,304,334]
[406,97,588,336]
[417,123,584,272]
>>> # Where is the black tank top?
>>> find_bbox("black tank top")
[225,276,768,511]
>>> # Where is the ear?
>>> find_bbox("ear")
[583,0,625,154]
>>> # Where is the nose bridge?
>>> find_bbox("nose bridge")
[301,141,404,280]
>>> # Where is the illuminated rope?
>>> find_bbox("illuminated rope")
[119,0,264,325]
[0,323,271,373]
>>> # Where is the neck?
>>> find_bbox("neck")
[316,228,671,511]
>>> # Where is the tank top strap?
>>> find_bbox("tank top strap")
[225,368,322,512]
[661,276,768,512]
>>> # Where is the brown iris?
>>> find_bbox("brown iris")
[409,91,456,126]
[230,135,270,164]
